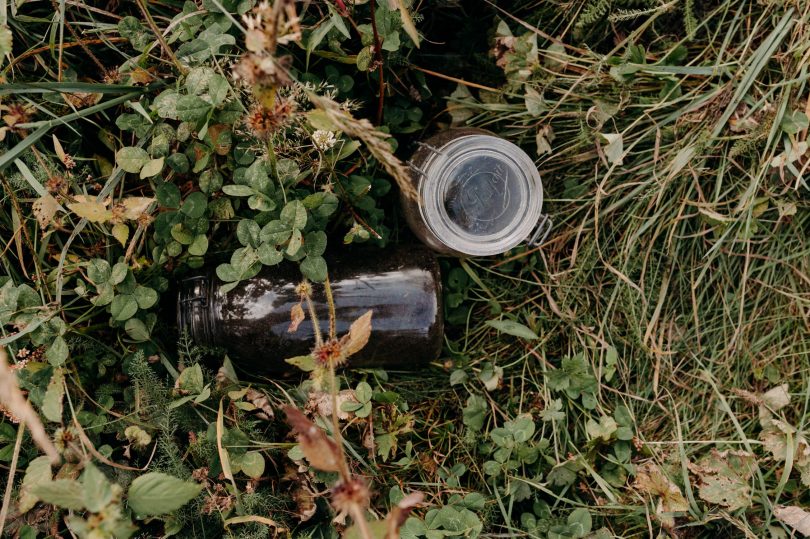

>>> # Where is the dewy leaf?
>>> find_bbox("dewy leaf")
[283,406,341,472]
[340,310,372,358]
[485,319,539,340]
[127,472,203,516]
[41,367,64,422]
[116,146,149,173]
[774,505,810,536]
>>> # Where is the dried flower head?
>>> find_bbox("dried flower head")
[244,99,295,139]
[331,478,371,524]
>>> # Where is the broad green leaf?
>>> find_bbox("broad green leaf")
[133,286,158,309]
[188,234,209,256]
[176,364,204,394]
[237,219,261,248]
[285,355,317,372]
[300,255,327,282]
[116,146,149,173]
[18,456,53,514]
[485,319,539,340]
[257,243,283,266]
[125,318,150,342]
[175,94,211,122]
[31,480,85,511]
[181,191,208,219]
[111,294,138,321]
[87,258,112,284]
[156,182,181,208]
[127,472,203,516]
[222,184,254,196]
[82,462,114,513]
[240,451,265,479]
[112,223,129,247]
[46,336,68,366]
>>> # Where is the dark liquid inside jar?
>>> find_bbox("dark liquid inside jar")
[177,246,443,374]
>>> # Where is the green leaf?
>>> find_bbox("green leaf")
[111,294,138,321]
[32,480,85,511]
[116,146,149,173]
[156,182,181,208]
[781,110,809,135]
[463,394,487,432]
[286,355,317,372]
[127,472,203,516]
[125,318,150,342]
[46,336,68,366]
[257,243,283,266]
[18,456,53,514]
[110,262,128,285]
[260,220,291,245]
[300,255,327,282]
[485,319,539,340]
[287,228,303,256]
[188,234,209,256]
[237,219,261,248]
[304,231,327,256]
[181,191,208,219]
[87,259,112,284]
[280,200,307,229]
[139,157,164,179]
[153,90,180,119]
[567,508,592,536]
[177,364,204,394]
[41,367,64,422]
[240,451,265,479]
[222,184,254,197]
[175,94,211,122]
[82,462,114,513]
[133,286,158,309]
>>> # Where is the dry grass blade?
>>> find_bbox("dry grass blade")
[0,347,60,465]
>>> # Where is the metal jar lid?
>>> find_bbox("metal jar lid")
[410,134,551,257]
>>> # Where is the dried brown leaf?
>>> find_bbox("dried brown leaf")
[68,195,112,223]
[288,303,306,333]
[774,505,810,536]
[120,197,154,220]
[633,462,689,514]
[283,406,341,472]
[32,195,60,229]
[340,310,372,359]
[386,492,425,538]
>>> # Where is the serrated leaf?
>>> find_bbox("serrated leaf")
[41,367,64,422]
[127,472,203,516]
[485,319,539,340]
[116,146,149,173]
[82,462,114,513]
[31,480,85,510]
[18,456,53,514]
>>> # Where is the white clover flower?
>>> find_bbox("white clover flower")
[312,129,337,151]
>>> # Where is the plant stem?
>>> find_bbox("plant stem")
[135,0,188,75]
[369,0,385,125]
[325,276,337,340]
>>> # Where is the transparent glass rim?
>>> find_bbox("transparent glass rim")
[418,134,544,256]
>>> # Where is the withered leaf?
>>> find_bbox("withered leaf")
[283,406,340,472]
[633,462,689,514]
[33,195,60,229]
[288,303,306,333]
[387,491,424,538]
[68,195,112,223]
[774,505,810,536]
[340,310,372,359]
[121,197,155,220]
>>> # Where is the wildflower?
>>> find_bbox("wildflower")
[244,99,294,139]
[312,129,337,151]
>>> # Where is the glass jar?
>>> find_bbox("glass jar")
[176,246,443,374]
[402,128,551,256]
